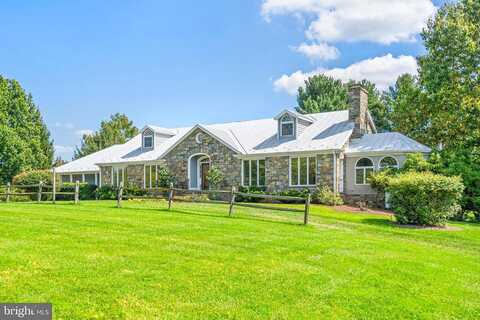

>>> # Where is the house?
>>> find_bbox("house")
[55,86,431,204]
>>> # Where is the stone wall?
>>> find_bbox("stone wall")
[100,166,112,186]
[317,154,334,189]
[348,86,369,139]
[125,164,144,188]
[162,128,242,189]
[265,156,289,192]
[342,193,385,209]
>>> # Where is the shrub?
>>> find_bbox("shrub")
[156,167,175,188]
[125,185,148,197]
[236,186,267,203]
[312,185,343,206]
[402,153,432,172]
[13,170,53,186]
[58,183,97,200]
[97,185,117,200]
[206,166,224,189]
[387,172,464,226]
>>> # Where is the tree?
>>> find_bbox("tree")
[0,76,53,183]
[296,75,391,132]
[74,113,139,159]
[417,0,480,150]
[296,75,349,114]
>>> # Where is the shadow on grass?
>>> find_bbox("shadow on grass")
[116,203,306,228]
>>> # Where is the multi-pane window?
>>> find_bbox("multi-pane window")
[355,158,374,185]
[143,135,153,148]
[112,168,124,187]
[61,175,71,183]
[242,160,266,187]
[145,165,166,188]
[280,115,294,137]
[290,156,316,186]
[379,156,399,169]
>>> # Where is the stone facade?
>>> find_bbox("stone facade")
[265,156,289,192]
[342,193,385,208]
[161,128,242,189]
[316,154,334,189]
[348,86,369,139]
[125,164,144,188]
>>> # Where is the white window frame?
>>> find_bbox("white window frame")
[289,156,317,187]
[111,167,125,187]
[378,156,399,170]
[280,116,295,137]
[143,134,154,148]
[144,164,160,189]
[241,159,266,187]
[355,157,375,185]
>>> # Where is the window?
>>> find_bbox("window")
[61,175,71,183]
[290,156,316,186]
[84,174,96,185]
[242,159,266,187]
[379,156,399,170]
[145,165,165,188]
[143,135,153,148]
[72,174,82,183]
[280,115,294,137]
[355,158,374,185]
[112,168,124,187]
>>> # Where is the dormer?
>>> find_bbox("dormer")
[142,128,154,149]
[141,125,176,150]
[274,110,314,140]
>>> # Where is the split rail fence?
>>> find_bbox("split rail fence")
[116,182,311,225]
[0,181,80,204]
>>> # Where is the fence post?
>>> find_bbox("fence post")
[6,182,11,203]
[37,181,43,203]
[229,186,236,217]
[168,182,174,210]
[304,193,311,225]
[117,181,124,208]
[52,167,56,204]
[74,181,80,204]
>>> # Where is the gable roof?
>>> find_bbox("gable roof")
[55,109,430,173]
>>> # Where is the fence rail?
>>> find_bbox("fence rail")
[0,181,79,204]
[117,182,311,225]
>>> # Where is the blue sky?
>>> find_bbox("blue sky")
[0,0,447,160]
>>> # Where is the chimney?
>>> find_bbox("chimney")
[348,85,369,139]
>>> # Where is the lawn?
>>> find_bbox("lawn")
[0,200,479,319]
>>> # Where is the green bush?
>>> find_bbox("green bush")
[97,185,117,200]
[125,185,148,197]
[156,167,176,188]
[402,153,432,172]
[387,172,464,226]
[59,183,97,200]
[236,186,267,203]
[312,185,343,206]
[206,166,224,189]
[13,170,53,186]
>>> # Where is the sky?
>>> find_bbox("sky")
[0,0,447,160]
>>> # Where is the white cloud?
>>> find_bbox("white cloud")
[75,129,94,137]
[262,0,436,44]
[293,42,339,61]
[274,54,418,95]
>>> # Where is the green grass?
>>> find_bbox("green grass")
[0,200,479,319]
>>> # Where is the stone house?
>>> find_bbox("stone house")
[55,86,431,204]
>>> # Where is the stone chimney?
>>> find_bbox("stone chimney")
[348,85,369,139]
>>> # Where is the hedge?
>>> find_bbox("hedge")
[387,172,464,226]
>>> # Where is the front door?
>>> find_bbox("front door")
[200,162,210,190]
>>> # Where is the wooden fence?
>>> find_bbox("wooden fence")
[0,181,80,204]
[116,182,311,225]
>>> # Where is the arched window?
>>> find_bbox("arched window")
[280,114,294,137]
[379,156,399,170]
[355,158,374,185]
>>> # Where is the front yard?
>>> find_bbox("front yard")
[0,200,479,319]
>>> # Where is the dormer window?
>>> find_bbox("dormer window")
[280,115,294,137]
[142,129,154,149]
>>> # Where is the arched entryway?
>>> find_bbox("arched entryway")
[188,153,210,190]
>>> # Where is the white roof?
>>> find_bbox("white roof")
[55,110,430,173]
[346,132,431,154]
